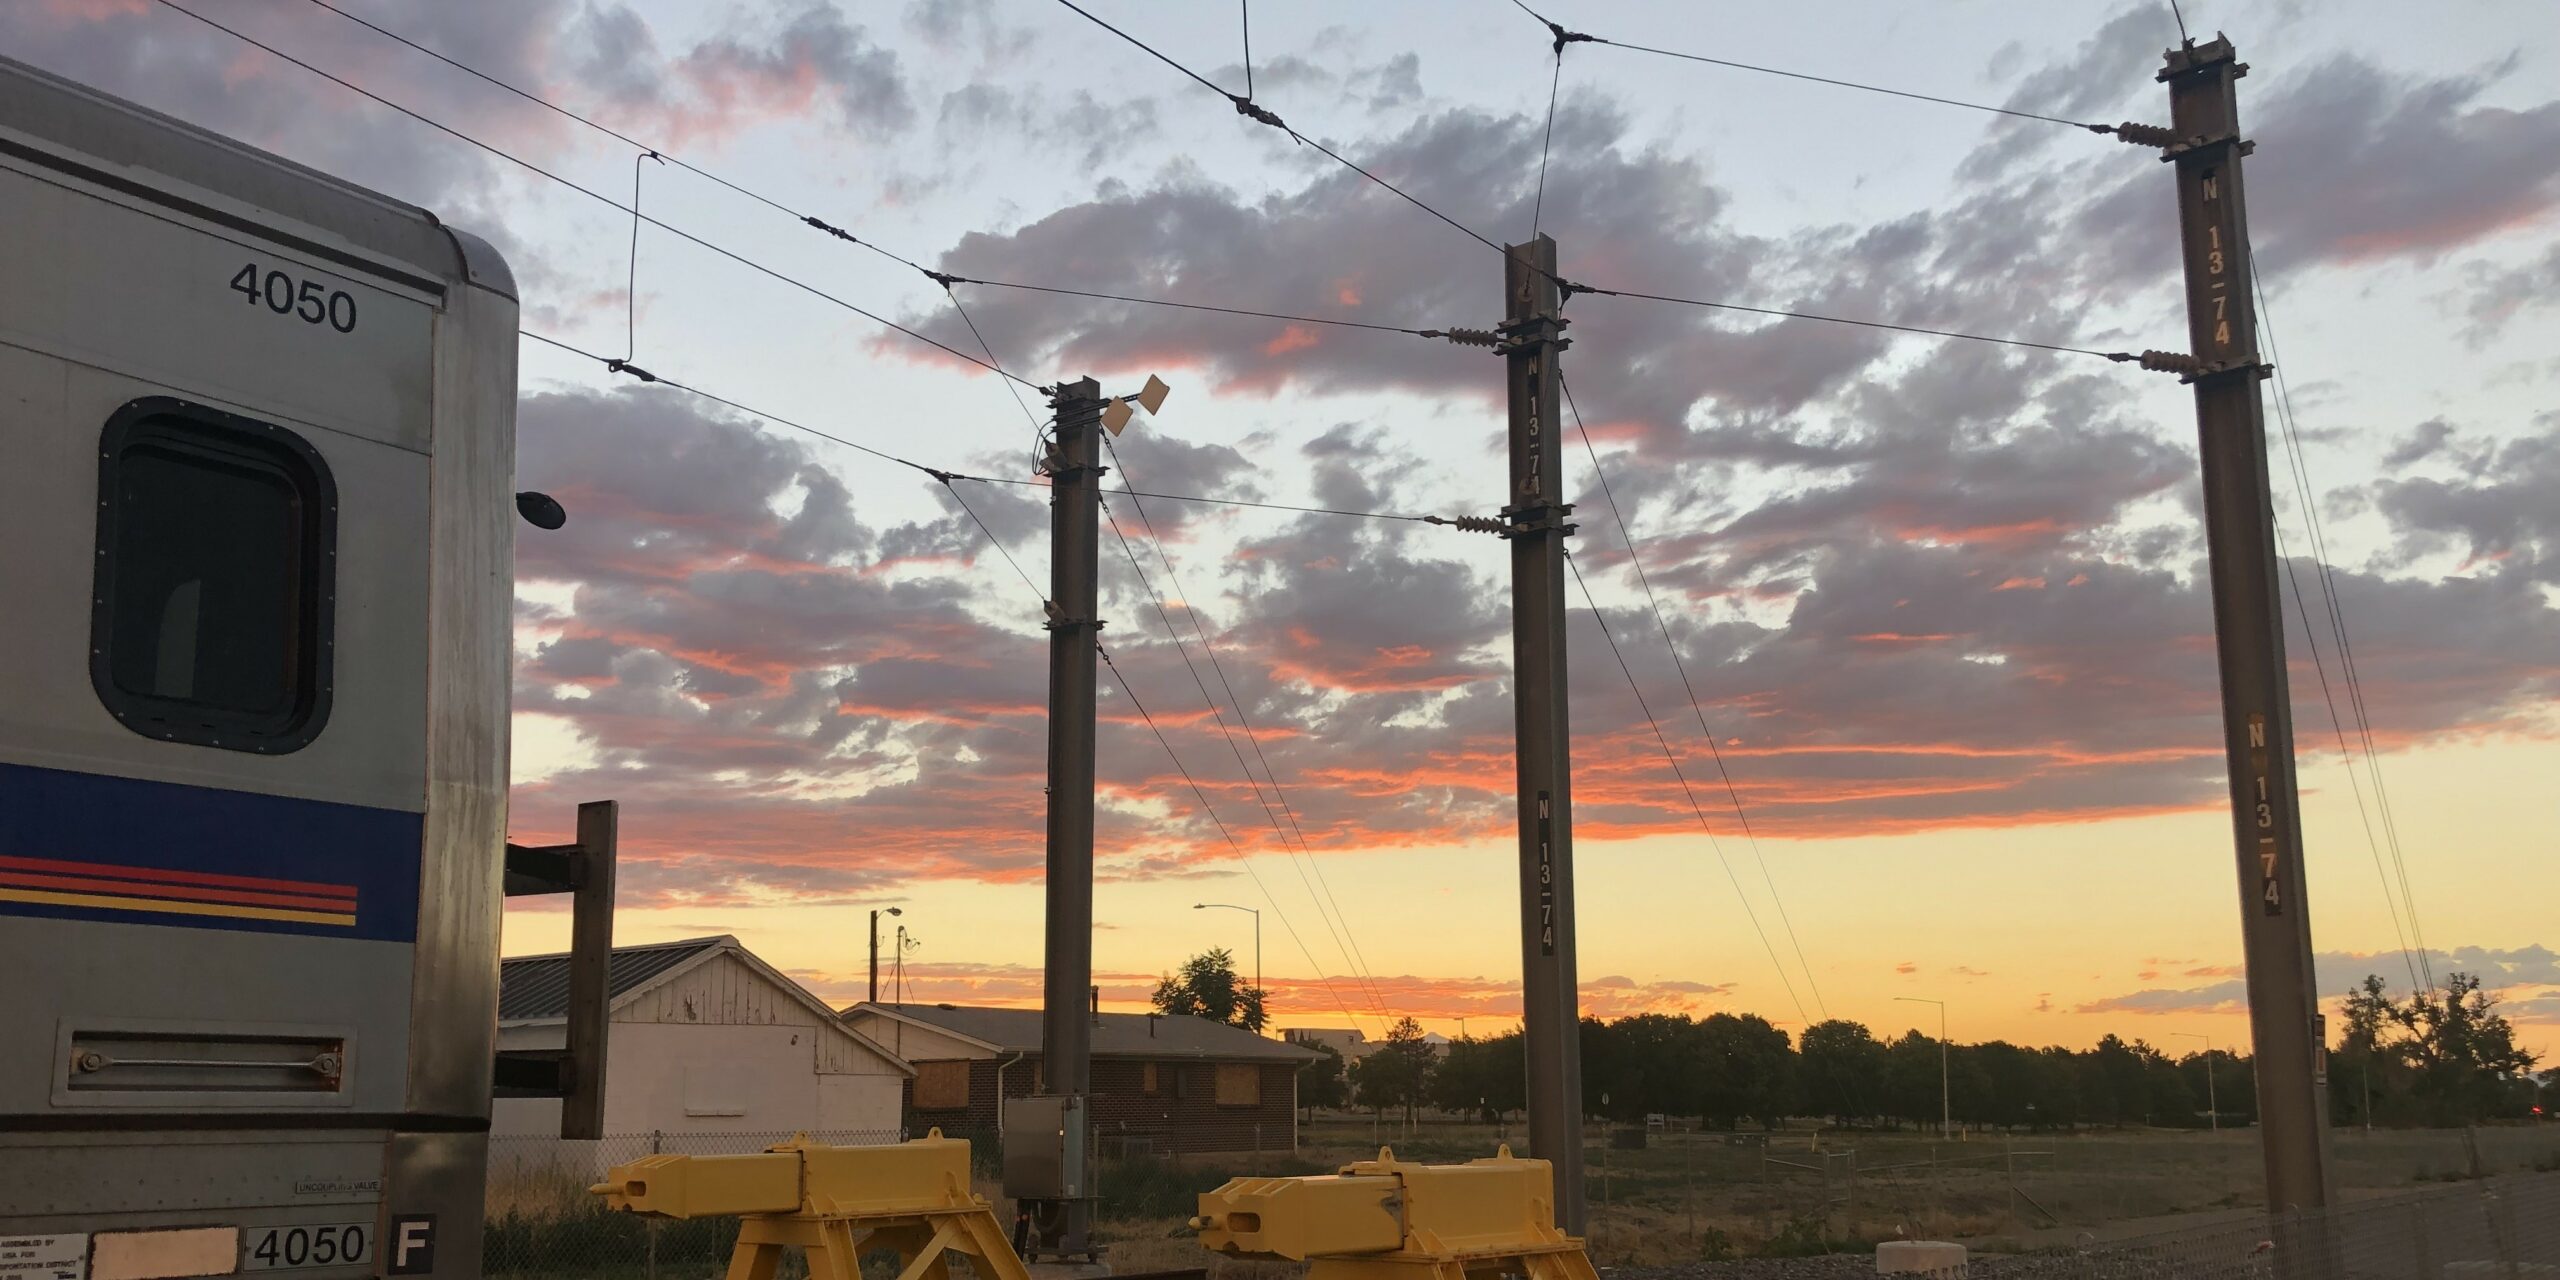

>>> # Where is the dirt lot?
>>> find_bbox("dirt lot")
[1090,1116,2560,1271]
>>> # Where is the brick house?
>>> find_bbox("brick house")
[843,1002,1317,1156]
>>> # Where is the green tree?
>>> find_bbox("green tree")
[2335,974,2408,1126]
[1150,947,1267,1032]
[1296,1041,1348,1115]
[1351,1016,1436,1125]
[1427,1031,1523,1120]
[1692,1012,1798,1129]
[1798,1019,1887,1125]
[2386,972,2541,1125]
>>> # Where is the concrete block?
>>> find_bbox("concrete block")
[1875,1239,1967,1277]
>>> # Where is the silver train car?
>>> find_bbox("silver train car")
[0,53,603,1280]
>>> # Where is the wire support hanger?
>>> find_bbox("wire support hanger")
[1502,0,2108,132]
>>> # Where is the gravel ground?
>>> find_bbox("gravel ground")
[1605,1247,2104,1280]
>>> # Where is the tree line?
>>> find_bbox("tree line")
[1264,976,2545,1132]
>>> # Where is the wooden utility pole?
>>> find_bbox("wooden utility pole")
[1501,234,1586,1233]
[2148,35,2335,1212]
[1029,376,1104,1256]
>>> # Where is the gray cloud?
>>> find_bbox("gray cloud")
[2077,945,2560,1014]
[2370,416,2560,584]
[2459,242,2560,346]
[676,2,912,137]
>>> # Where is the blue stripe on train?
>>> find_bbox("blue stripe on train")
[0,761,423,942]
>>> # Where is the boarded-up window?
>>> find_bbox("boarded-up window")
[1214,1063,1260,1107]
[914,1060,970,1110]
[1141,1062,1160,1095]
[682,1065,745,1117]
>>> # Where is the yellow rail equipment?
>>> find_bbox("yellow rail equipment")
[591,1131,1030,1280]
[1191,1147,1598,1280]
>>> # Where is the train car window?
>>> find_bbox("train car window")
[91,398,337,752]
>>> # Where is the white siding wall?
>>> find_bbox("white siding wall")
[488,953,906,1139]
[490,1023,903,1138]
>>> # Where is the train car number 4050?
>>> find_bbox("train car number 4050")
[241,1224,371,1272]
[228,262,359,334]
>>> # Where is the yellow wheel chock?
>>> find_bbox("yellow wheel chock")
[1192,1146,1599,1280]
[592,1130,1031,1280]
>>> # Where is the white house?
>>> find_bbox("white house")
[493,935,910,1138]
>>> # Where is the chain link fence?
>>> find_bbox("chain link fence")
[2017,1170,2560,1278]
[484,1129,901,1280]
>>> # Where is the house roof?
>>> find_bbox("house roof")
[501,935,911,1075]
[848,1003,1319,1064]
[499,935,723,1021]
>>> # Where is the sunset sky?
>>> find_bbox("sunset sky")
[16,0,2555,1060]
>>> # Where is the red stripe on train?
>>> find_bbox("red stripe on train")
[0,870,356,913]
[0,854,359,900]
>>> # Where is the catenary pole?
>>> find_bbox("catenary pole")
[1502,234,1586,1233]
[1036,376,1105,1254]
[2158,35,2333,1212]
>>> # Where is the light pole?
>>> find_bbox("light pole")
[893,925,919,1005]
[868,906,903,1003]
[2178,1031,2220,1133]
[1897,996,1950,1139]
[1194,902,1261,1030]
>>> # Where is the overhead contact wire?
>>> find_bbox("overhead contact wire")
[164,0,1034,386]
[1562,377,1830,1019]
[2251,254,2432,991]
[1102,441,1400,1022]
[1501,0,2104,132]
[1576,284,2133,360]
[1101,501,1393,1025]
[1048,0,1505,255]
[1565,553,1812,1027]
[1100,645,1380,1035]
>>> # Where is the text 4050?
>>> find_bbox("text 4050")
[229,263,358,333]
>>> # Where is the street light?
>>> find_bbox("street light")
[868,906,903,1003]
[1896,996,1951,1139]
[1194,902,1262,1031]
[2176,1031,2219,1133]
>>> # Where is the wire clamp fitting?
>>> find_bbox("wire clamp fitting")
[802,215,860,244]
[1546,21,1597,54]
[1229,95,1288,131]
[605,358,658,383]
[924,269,968,289]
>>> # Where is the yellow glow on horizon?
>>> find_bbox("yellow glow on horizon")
[504,735,2559,1058]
